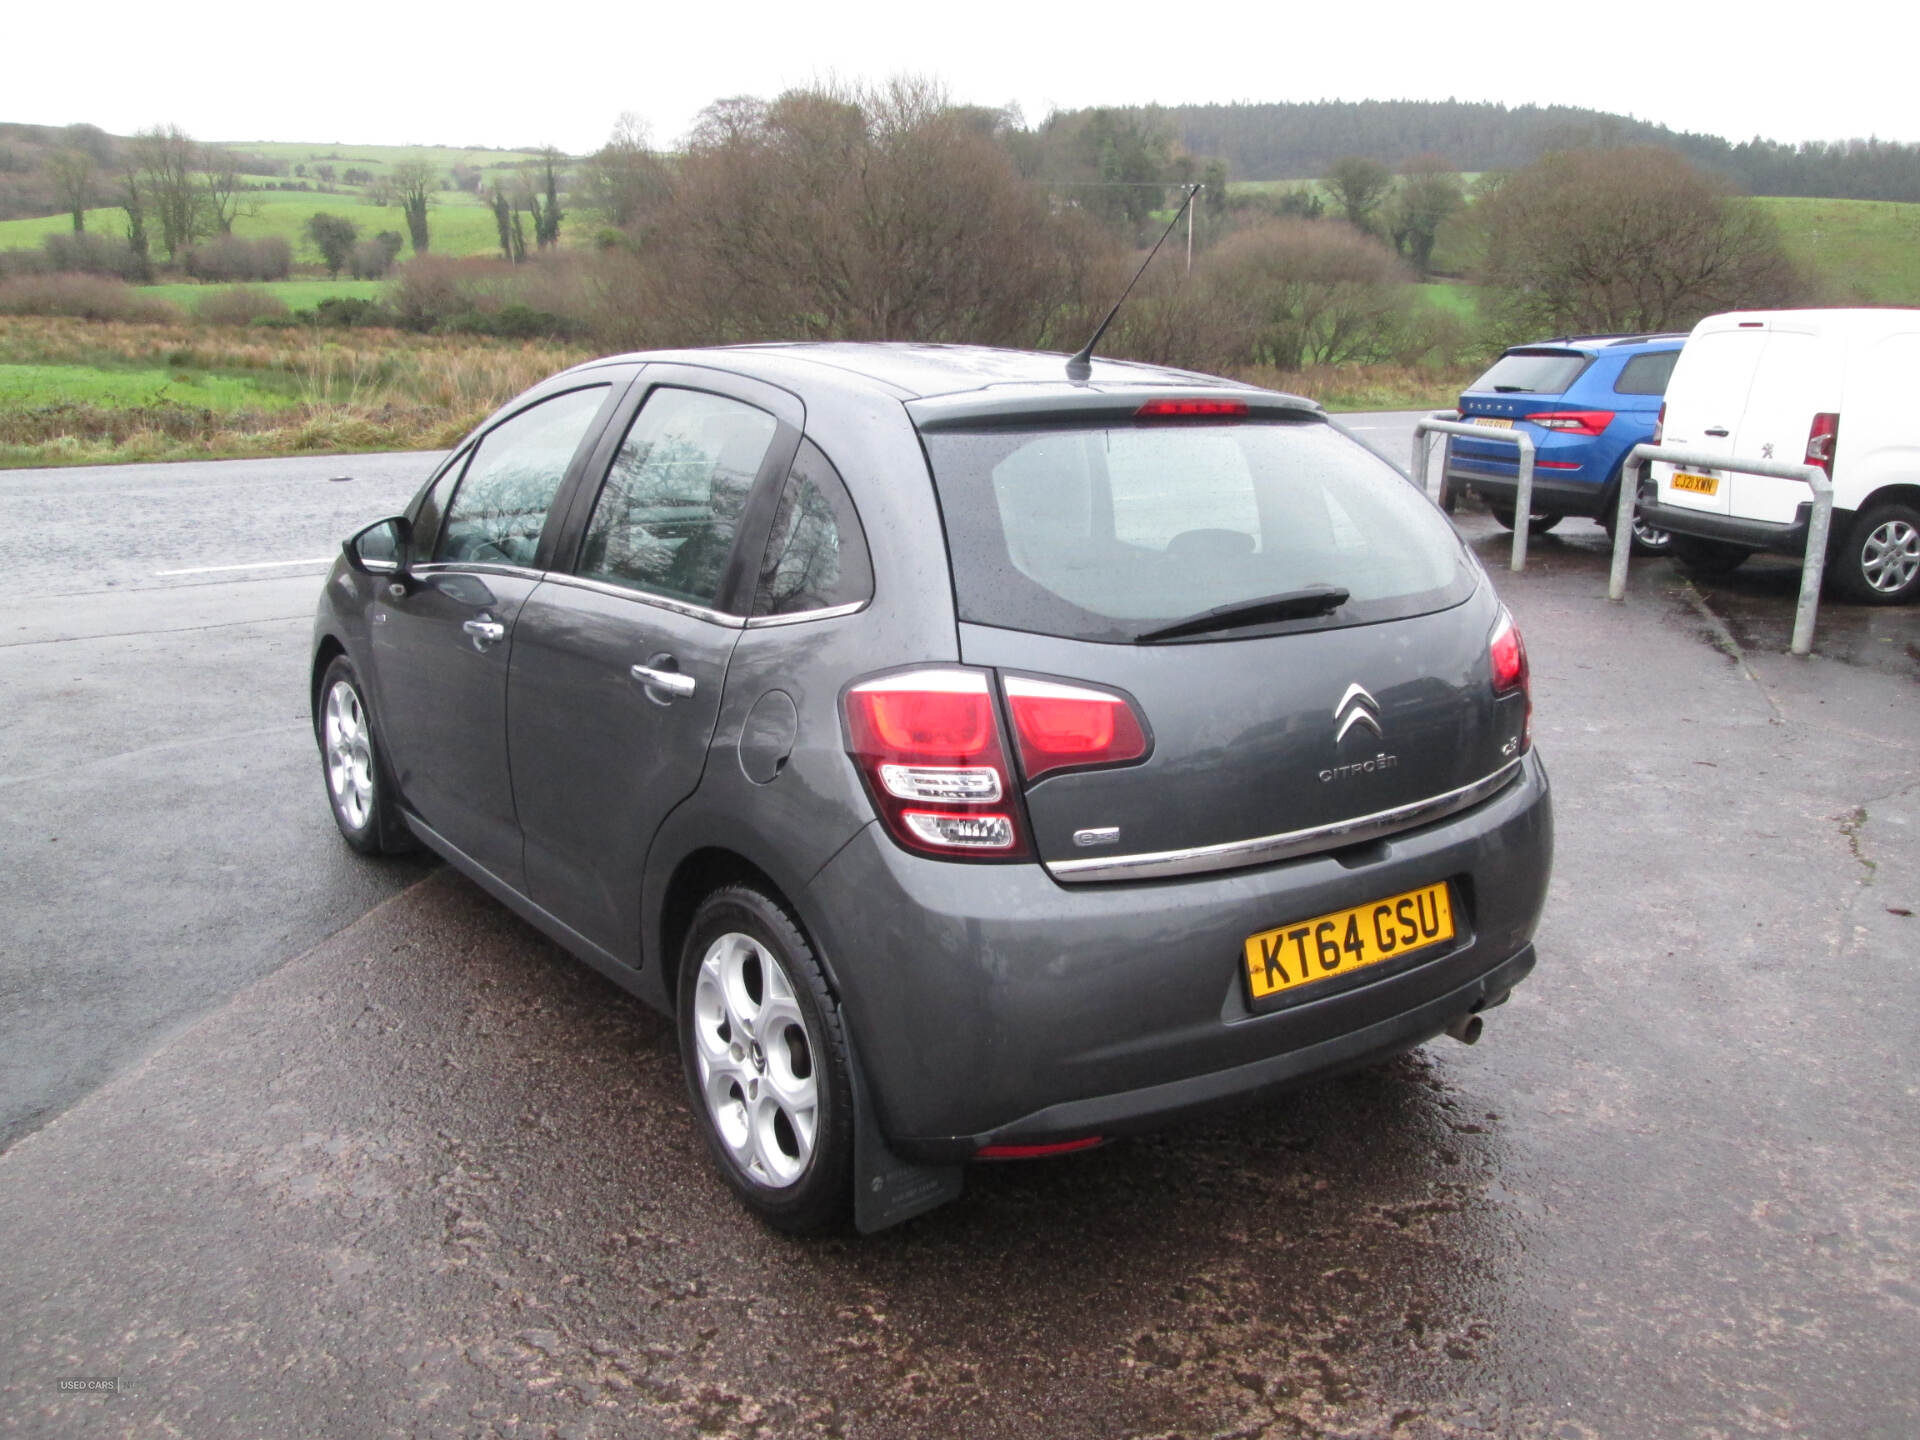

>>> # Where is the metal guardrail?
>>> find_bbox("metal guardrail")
[1609,444,1834,657]
[1412,413,1538,573]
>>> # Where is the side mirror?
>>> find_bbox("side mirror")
[343,516,412,579]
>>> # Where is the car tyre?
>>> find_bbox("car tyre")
[1670,535,1752,577]
[1599,491,1674,557]
[677,885,854,1234]
[1489,505,1564,534]
[1831,501,1920,605]
[315,655,413,855]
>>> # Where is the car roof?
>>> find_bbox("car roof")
[569,341,1320,412]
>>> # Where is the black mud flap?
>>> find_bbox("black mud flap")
[848,1041,963,1234]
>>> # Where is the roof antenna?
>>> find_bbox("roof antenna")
[1066,184,1200,383]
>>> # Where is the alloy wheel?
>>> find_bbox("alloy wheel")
[323,679,374,829]
[1861,517,1920,595]
[690,932,820,1188]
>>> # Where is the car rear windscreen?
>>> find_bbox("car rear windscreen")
[1468,350,1590,394]
[920,417,1475,643]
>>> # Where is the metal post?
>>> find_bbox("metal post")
[1608,448,1643,602]
[1508,435,1537,574]
[1410,414,1535,573]
[1606,443,1833,655]
[1790,471,1834,657]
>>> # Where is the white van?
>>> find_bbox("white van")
[1639,308,1920,603]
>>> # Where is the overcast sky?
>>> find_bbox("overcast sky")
[16,0,1912,156]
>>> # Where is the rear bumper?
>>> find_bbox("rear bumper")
[804,749,1553,1158]
[1638,485,1822,556]
[1450,469,1607,515]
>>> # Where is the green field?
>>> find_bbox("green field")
[1756,196,1920,304]
[0,188,511,263]
[137,279,388,309]
[1415,281,1478,318]
[227,141,552,181]
[0,362,296,411]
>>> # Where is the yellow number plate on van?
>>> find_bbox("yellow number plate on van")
[1243,883,1455,1001]
[1471,417,1513,429]
[1672,472,1719,495]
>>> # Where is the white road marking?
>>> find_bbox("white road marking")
[155,558,333,576]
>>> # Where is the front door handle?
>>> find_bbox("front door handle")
[631,663,696,699]
[462,618,506,648]
[1703,426,1730,438]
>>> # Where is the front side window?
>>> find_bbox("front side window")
[434,385,610,565]
[578,387,779,608]
[752,440,872,617]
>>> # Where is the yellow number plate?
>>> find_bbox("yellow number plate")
[1672,471,1719,495]
[1471,417,1514,429]
[1243,882,1456,1001]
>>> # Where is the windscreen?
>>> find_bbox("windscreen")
[921,417,1474,643]
[1468,349,1590,394]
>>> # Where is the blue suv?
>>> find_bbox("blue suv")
[1445,334,1684,554]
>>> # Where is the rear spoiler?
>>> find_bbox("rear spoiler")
[908,388,1323,432]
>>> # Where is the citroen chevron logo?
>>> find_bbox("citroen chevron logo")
[1334,683,1383,744]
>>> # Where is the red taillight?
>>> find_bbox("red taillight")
[1003,675,1149,784]
[1652,402,1665,446]
[1527,409,1614,436]
[1804,411,1840,475]
[1490,607,1532,753]
[1135,398,1248,419]
[977,1137,1104,1159]
[844,669,1027,859]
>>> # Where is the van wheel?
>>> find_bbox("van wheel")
[677,885,854,1234]
[1832,502,1920,605]
[1671,536,1751,577]
[1489,506,1564,534]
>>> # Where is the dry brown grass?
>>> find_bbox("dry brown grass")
[0,315,596,467]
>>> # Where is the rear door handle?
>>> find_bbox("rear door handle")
[631,664,696,699]
[462,618,505,646]
[1703,427,1730,437]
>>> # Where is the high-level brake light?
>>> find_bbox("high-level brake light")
[1135,398,1248,419]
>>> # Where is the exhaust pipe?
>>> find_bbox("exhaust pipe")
[1444,1012,1483,1046]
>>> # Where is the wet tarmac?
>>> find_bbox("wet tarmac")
[2,445,1916,1438]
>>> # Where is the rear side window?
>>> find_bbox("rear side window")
[1614,351,1680,396]
[752,440,872,617]
[921,418,1473,643]
[578,387,779,609]
[1469,350,1590,394]
[435,385,610,565]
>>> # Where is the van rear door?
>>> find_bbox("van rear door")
[1726,326,1832,525]
[1656,322,1769,517]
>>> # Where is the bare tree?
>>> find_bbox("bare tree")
[1385,154,1465,275]
[1480,146,1804,336]
[1323,155,1393,232]
[132,125,208,260]
[202,145,248,234]
[117,165,151,281]
[45,146,95,234]
[390,160,436,254]
[578,114,672,232]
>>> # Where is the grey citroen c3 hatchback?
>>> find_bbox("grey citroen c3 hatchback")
[312,343,1553,1233]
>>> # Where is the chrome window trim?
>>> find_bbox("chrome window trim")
[1044,759,1526,884]
[744,600,870,629]
[410,561,546,583]
[538,570,747,629]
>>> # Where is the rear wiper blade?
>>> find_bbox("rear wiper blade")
[1134,585,1350,643]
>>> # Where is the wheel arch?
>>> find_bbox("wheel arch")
[1855,482,1920,518]
[651,844,835,1014]
[310,635,347,734]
